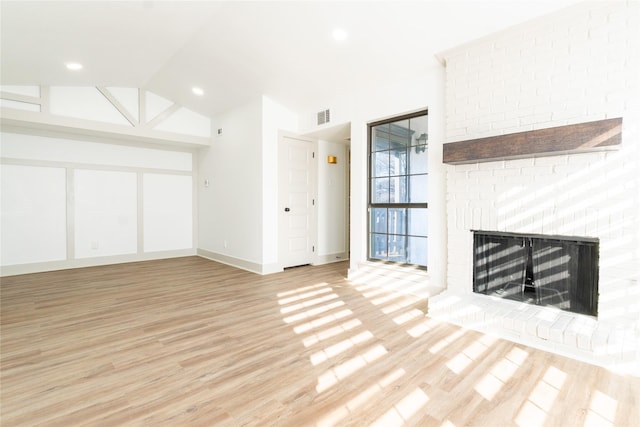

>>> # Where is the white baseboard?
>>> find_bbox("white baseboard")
[197,248,281,275]
[0,249,197,277]
[314,252,349,266]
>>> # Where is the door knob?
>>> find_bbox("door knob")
[284,207,290,212]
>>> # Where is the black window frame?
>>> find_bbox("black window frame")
[367,109,429,268]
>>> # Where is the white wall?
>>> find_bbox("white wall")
[196,94,354,274]
[1,164,67,265]
[317,139,349,262]
[262,96,299,271]
[198,97,263,268]
[0,131,196,276]
[299,60,447,291]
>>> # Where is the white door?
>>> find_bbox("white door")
[279,135,316,268]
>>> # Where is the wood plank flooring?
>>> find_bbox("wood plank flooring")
[1,257,639,426]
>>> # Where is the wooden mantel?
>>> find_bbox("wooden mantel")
[443,117,622,164]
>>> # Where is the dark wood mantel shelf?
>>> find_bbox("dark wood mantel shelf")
[443,117,622,164]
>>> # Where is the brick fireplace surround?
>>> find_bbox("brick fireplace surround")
[428,1,640,375]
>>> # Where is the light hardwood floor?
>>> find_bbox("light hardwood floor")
[1,257,639,426]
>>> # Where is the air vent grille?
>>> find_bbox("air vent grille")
[317,109,330,125]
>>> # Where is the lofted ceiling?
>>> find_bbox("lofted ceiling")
[1,1,582,119]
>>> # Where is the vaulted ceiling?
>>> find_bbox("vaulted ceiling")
[1,1,581,118]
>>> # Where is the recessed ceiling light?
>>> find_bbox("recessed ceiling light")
[332,28,348,42]
[192,87,204,96]
[65,62,83,71]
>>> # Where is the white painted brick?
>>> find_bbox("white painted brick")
[467,170,493,180]
[496,118,522,131]
[563,319,580,347]
[505,158,534,168]
[537,319,554,341]
[503,310,519,331]
[441,1,639,371]
[568,152,606,164]
[514,307,536,332]
[521,166,553,176]
[552,108,588,122]
[621,337,638,362]
[534,155,567,166]
[577,331,593,351]
[492,168,520,178]
[478,160,504,171]
[591,326,610,356]
[607,329,625,358]
[552,163,587,176]
[525,316,539,336]
[454,164,479,173]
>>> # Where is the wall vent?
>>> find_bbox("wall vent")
[317,109,330,125]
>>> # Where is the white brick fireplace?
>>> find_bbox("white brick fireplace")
[429,1,640,374]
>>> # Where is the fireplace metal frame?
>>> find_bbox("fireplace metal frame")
[472,230,599,317]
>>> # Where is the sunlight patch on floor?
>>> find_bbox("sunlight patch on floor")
[277,282,329,298]
[293,308,353,334]
[515,366,567,426]
[283,301,345,324]
[316,344,388,393]
[475,347,529,401]
[302,318,363,347]
[310,330,374,365]
[358,286,394,299]
[407,317,440,338]
[370,291,404,306]
[316,368,406,427]
[429,329,467,354]
[370,387,429,427]
[379,297,419,315]
[446,335,497,374]
[393,308,424,325]
[279,293,339,314]
[277,286,332,305]
[584,390,618,427]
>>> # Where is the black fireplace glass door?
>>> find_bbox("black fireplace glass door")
[473,234,527,300]
[532,240,577,310]
[532,240,597,316]
[473,231,599,316]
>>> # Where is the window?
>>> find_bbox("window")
[368,111,428,267]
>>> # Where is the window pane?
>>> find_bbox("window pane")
[389,147,407,176]
[372,177,389,203]
[410,146,428,174]
[409,174,428,203]
[408,208,428,237]
[390,120,410,149]
[389,176,407,203]
[371,208,387,233]
[372,151,389,177]
[388,208,406,236]
[408,236,428,266]
[388,235,406,262]
[368,111,428,267]
[410,115,428,146]
[370,233,387,260]
[373,124,390,151]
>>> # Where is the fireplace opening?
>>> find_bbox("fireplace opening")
[473,231,599,316]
